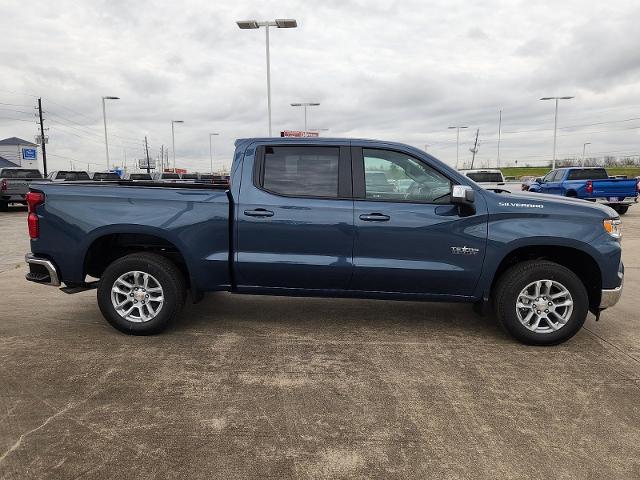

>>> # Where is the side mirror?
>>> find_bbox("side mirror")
[535,177,543,183]
[451,185,475,205]
[451,185,476,216]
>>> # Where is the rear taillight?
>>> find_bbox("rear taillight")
[586,180,593,194]
[26,191,44,239]
[0,179,6,191]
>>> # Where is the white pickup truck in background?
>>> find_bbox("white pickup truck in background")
[459,169,521,193]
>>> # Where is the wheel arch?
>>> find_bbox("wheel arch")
[82,226,192,289]
[488,244,602,311]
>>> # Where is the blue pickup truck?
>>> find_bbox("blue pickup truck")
[528,167,638,215]
[24,138,624,345]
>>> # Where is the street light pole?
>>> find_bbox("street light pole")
[171,120,184,172]
[497,109,502,169]
[582,142,591,166]
[237,19,298,137]
[291,102,320,133]
[209,133,219,174]
[102,96,119,171]
[448,125,468,170]
[540,96,574,169]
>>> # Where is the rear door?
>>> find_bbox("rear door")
[235,143,355,290]
[350,146,487,297]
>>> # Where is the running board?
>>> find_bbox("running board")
[60,281,99,294]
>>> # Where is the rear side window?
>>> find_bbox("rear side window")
[0,169,42,178]
[261,146,339,198]
[181,174,198,179]
[162,173,180,179]
[466,172,503,183]
[567,168,608,180]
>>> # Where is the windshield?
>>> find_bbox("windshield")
[0,169,42,178]
[466,172,503,183]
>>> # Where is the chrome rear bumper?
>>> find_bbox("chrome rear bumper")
[25,253,61,286]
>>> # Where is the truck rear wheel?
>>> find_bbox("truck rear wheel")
[612,205,629,215]
[493,260,588,345]
[97,252,186,335]
[0,201,8,212]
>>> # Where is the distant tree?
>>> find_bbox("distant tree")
[604,156,618,166]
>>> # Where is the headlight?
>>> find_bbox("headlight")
[603,219,622,239]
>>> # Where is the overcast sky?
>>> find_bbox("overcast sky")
[1,0,639,172]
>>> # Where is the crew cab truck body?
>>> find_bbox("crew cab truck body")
[528,167,638,215]
[0,167,47,211]
[25,138,624,345]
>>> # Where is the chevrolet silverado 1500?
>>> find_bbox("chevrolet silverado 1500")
[528,167,638,214]
[24,138,624,345]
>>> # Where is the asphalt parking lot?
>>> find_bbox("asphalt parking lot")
[0,205,639,479]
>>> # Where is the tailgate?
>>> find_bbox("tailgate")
[3,179,30,196]
[590,179,638,198]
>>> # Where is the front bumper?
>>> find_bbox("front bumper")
[600,270,624,309]
[25,253,60,286]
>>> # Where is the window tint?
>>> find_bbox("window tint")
[57,171,90,180]
[567,168,608,180]
[161,173,180,179]
[0,169,42,178]
[93,172,120,180]
[262,146,339,198]
[181,173,198,179]
[130,173,152,180]
[362,149,451,203]
[466,172,503,183]
[543,170,558,182]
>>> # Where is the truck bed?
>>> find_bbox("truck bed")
[29,181,232,290]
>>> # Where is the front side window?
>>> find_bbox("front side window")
[362,149,451,203]
[262,146,339,198]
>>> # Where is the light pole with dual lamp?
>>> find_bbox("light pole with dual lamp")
[236,19,298,136]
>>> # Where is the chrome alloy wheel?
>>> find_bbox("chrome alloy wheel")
[515,279,574,334]
[110,271,164,323]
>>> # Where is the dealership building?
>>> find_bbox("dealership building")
[0,137,39,169]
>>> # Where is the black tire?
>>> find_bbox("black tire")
[493,260,588,345]
[612,205,629,215]
[565,191,577,198]
[0,201,8,212]
[97,252,186,335]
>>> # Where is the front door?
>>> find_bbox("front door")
[350,147,487,297]
[236,144,354,291]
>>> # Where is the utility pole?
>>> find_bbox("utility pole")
[160,145,164,171]
[37,98,48,176]
[448,125,468,170]
[497,109,502,169]
[470,128,480,169]
[144,136,151,174]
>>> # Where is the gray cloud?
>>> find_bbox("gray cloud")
[0,0,639,172]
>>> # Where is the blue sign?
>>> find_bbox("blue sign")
[22,148,37,160]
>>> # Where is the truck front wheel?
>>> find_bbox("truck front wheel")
[612,205,629,215]
[493,260,588,345]
[97,252,186,335]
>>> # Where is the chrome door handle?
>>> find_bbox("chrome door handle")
[244,208,274,218]
[359,213,390,222]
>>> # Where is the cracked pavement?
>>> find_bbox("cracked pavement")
[0,205,639,479]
